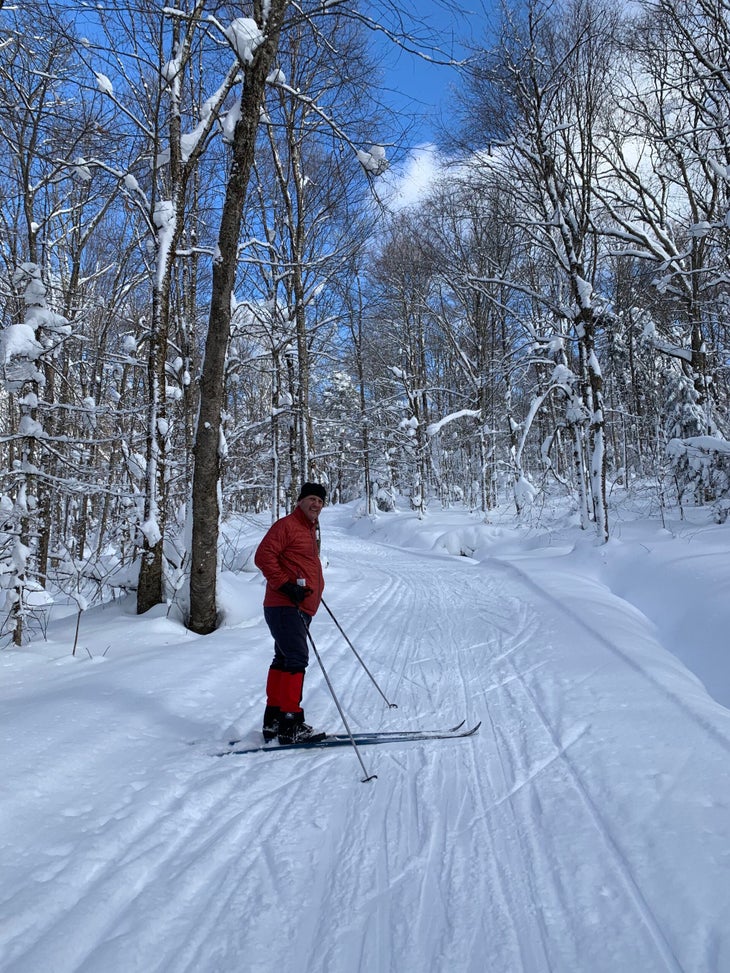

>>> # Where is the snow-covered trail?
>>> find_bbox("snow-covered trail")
[303,530,728,973]
[1,514,729,973]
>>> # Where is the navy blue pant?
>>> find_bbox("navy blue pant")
[264,606,310,672]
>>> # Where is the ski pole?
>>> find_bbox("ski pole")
[321,598,397,709]
[300,613,377,783]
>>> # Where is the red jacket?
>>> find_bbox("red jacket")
[254,506,324,616]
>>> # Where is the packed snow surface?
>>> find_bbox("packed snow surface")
[1,501,729,972]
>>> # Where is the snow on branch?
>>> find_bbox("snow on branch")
[357,145,389,175]
[94,71,114,96]
[426,410,481,436]
[668,436,730,458]
[1,265,71,392]
[216,17,265,65]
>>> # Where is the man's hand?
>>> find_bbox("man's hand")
[278,581,313,605]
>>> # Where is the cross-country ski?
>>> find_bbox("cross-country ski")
[217,721,481,756]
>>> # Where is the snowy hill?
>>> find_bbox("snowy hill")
[1,501,729,973]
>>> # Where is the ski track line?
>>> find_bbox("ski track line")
[490,644,676,971]
[477,695,557,972]
[168,760,350,973]
[327,547,556,971]
[338,570,441,712]
[421,570,578,971]
[331,781,395,969]
[119,755,349,973]
[489,555,730,756]
[322,526,722,971]
[324,558,424,708]
[4,766,245,972]
[253,777,345,973]
[461,565,687,972]
[434,578,558,973]
[281,544,487,970]
[245,743,423,972]
[5,748,345,973]
[321,750,470,971]
[343,539,686,972]
[456,562,687,972]
[500,650,684,973]
[467,664,651,968]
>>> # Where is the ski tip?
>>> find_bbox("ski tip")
[361,773,378,783]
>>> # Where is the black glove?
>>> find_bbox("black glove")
[278,581,313,605]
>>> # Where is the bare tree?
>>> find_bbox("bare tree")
[189,0,291,634]
[595,0,730,426]
[459,0,622,539]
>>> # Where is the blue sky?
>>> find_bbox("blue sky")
[375,2,486,148]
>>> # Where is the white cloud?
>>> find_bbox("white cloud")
[381,143,444,210]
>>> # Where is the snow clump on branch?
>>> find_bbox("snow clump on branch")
[0,264,70,392]
[357,144,388,175]
[94,71,114,96]
[225,18,264,65]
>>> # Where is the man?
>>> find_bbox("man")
[254,482,327,744]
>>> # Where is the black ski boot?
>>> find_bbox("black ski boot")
[278,711,325,745]
[262,705,281,742]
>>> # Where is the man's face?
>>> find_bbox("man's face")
[298,495,324,524]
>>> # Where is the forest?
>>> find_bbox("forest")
[1,0,729,644]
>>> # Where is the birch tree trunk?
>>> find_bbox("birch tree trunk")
[138,3,238,614]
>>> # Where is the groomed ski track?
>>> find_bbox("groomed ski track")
[1,512,729,973]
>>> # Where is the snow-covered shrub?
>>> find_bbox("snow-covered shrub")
[662,365,721,506]
[665,436,730,511]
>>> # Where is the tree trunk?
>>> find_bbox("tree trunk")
[189,0,290,634]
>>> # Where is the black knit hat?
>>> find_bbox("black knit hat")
[297,482,326,502]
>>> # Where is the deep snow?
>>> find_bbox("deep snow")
[1,497,729,972]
